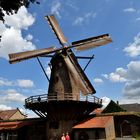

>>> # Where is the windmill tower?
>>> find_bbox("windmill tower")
[9,15,112,139]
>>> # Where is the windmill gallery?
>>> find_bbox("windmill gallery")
[3,15,119,140]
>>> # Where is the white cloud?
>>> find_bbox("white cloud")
[0,77,13,86]
[0,6,36,59]
[17,79,34,88]
[0,21,6,35]
[65,0,78,11]
[85,12,96,19]
[45,66,51,77]
[124,33,140,57]
[50,0,79,18]
[0,89,27,103]
[103,68,127,83]
[25,34,33,41]
[126,61,140,80]
[109,72,127,83]
[51,0,61,18]
[101,96,111,108]
[104,61,140,83]
[102,74,108,79]
[74,17,84,25]
[4,6,35,30]
[73,12,97,25]
[0,104,12,110]
[104,60,140,102]
[123,8,136,13]
[0,77,35,88]
[136,17,140,21]
[119,97,140,104]
[93,78,103,84]
[123,80,140,97]
[0,27,36,59]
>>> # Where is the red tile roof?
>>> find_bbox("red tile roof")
[0,121,32,130]
[73,116,113,129]
[0,121,22,130]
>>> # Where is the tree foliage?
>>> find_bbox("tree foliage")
[102,100,126,113]
[0,0,39,21]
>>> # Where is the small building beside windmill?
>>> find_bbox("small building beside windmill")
[73,115,115,140]
[73,101,140,140]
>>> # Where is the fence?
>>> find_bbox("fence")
[25,93,102,105]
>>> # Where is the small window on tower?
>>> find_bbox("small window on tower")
[55,76,59,83]
[58,62,62,67]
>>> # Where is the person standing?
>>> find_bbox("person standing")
[61,133,66,140]
[66,132,70,140]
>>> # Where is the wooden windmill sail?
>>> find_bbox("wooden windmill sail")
[9,15,112,99]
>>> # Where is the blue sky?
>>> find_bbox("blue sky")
[0,0,140,117]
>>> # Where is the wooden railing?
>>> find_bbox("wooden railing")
[25,93,102,105]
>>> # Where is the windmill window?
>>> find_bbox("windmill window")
[58,62,62,67]
[55,76,59,83]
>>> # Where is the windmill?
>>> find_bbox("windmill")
[9,15,112,139]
